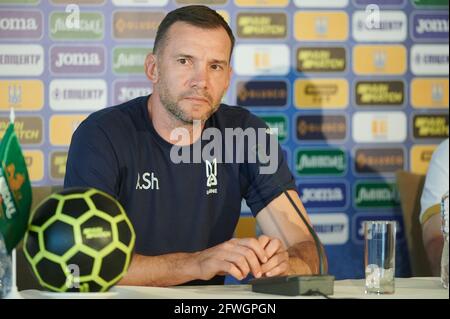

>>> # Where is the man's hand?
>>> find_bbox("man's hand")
[258,235,290,277]
[192,238,269,281]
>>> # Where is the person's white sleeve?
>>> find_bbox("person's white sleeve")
[420,139,449,224]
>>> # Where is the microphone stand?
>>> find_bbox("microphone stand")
[249,188,335,296]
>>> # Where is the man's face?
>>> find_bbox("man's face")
[154,22,232,124]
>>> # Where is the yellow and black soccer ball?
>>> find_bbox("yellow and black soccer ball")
[23,187,135,293]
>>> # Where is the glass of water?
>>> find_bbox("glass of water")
[364,220,396,294]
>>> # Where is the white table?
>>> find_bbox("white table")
[17,277,449,299]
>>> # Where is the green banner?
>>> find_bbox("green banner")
[0,122,32,254]
[413,0,448,6]
[260,115,288,143]
[113,47,151,74]
[50,12,104,40]
[355,182,400,209]
[295,148,346,176]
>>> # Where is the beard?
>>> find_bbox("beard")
[158,74,221,124]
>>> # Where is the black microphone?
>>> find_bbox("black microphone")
[248,139,335,296]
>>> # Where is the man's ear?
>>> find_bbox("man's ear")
[145,53,158,83]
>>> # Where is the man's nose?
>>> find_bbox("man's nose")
[190,66,209,89]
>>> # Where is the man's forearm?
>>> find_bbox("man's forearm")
[287,241,327,275]
[118,252,199,287]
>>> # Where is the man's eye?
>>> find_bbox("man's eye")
[211,64,223,70]
[178,58,188,65]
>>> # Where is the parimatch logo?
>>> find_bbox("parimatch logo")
[297,47,346,73]
[237,12,287,39]
[355,81,404,107]
[0,116,42,145]
[413,114,449,139]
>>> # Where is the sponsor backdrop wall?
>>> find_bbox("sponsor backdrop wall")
[0,0,448,280]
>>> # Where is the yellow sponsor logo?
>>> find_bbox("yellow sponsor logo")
[50,151,68,180]
[23,150,44,182]
[254,51,271,69]
[413,114,449,139]
[237,13,287,38]
[297,47,346,73]
[355,81,404,106]
[371,118,389,139]
[411,78,449,109]
[410,145,438,175]
[235,0,289,7]
[294,79,348,109]
[294,11,348,41]
[353,45,407,75]
[49,115,87,146]
[0,80,43,111]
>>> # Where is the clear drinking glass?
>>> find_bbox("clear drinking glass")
[364,220,396,294]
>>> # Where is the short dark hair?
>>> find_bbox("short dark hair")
[153,5,235,59]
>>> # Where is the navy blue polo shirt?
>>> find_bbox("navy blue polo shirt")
[64,95,295,282]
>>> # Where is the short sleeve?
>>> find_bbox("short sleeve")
[64,119,120,197]
[420,139,449,224]
[240,116,296,216]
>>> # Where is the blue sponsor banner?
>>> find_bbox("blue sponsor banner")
[297,181,348,210]
[412,12,449,41]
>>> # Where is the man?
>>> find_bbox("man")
[420,138,449,275]
[65,5,326,286]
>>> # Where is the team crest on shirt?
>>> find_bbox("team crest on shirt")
[205,158,218,195]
